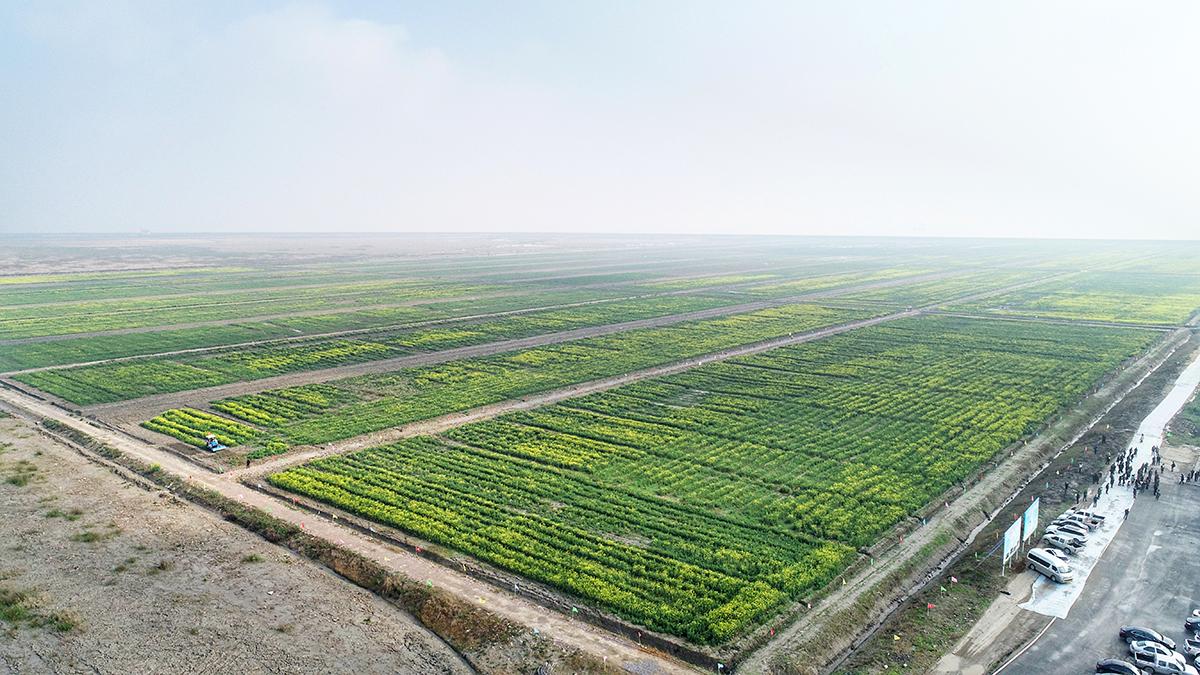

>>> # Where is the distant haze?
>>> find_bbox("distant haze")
[1,2,1197,239]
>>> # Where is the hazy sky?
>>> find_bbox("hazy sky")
[2,2,1197,238]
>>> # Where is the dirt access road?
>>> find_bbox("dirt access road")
[0,413,474,675]
[78,268,990,424]
[0,389,699,675]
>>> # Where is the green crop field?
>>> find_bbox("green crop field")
[9,235,1200,653]
[209,303,876,446]
[268,316,1155,643]
[943,271,1200,325]
[11,294,740,404]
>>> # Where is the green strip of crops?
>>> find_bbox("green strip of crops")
[220,304,876,445]
[12,294,742,403]
[942,271,1200,325]
[269,315,1154,644]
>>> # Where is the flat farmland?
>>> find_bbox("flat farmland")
[143,303,877,451]
[943,270,1200,325]
[266,316,1155,644]
[8,235,1200,671]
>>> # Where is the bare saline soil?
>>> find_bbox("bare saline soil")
[0,414,473,675]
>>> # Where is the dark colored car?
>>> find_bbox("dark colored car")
[1185,614,1200,634]
[1097,658,1142,675]
[1121,625,1177,651]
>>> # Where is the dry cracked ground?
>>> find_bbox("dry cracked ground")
[0,413,474,675]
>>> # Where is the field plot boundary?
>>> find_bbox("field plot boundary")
[0,387,704,675]
[738,326,1193,674]
[211,308,919,477]
[226,316,1163,669]
[0,259,903,345]
[61,268,978,420]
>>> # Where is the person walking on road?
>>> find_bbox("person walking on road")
[1124,507,1130,520]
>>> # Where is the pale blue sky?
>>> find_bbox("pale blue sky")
[2,2,1197,238]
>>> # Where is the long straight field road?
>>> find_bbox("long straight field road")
[65,268,1040,424]
[0,388,705,675]
[0,265,1124,675]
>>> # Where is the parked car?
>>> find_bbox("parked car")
[1026,548,1074,583]
[1072,508,1107,522]
[1185,613,1200,634]
[1043,548,1071,564]
[1060,511,1100,530]
[1132,640,1179,661]
[1130,650,1197,675]
[1046,522,1090,543]
[1183,638,1200,658]
[1096,659,1142,675]
[1049,518,1091,537]
[1042,532,1080,555]
[1121,626,1177,651]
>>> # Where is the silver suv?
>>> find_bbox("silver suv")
[1042,533,1080,555]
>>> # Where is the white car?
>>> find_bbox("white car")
[1131,650,1197,675]
[1060,512,1100,530]
[1132,640,1182,661]
[1183,638,1200,658]
[1046,523,1089,543]
[1043,548,1071,564]
[1071,508,1107,522]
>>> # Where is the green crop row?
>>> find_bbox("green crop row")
[250,304,876,446]
[10,294,738,405]
[140,409,262,448]
[270,438,853,643]
[268,315,1154,644]
[943,271,1200,325]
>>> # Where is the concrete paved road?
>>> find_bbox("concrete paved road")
[1008,480,1200,673]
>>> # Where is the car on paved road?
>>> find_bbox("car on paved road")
[1096,658,1141,675]
[1130,650,1197,675]
[1042,532,1081,555]
[1121,626,1177,651]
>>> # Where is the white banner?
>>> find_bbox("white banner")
[1023,498,1039,542]
[1003,518,1022,566]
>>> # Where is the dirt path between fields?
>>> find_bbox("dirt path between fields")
[0,261,816,346]
[0,414,475,675]
[217,310,919,477]
[0,388,701,675]
[65,270,979,423]
[0,256,724,309]
[0,263,851,375]
[0,267,1132,672]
